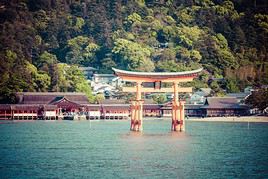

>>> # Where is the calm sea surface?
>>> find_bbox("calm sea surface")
[0,120,267,179]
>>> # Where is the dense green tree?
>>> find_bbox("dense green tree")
[0,50,29,103]
[37,51,57,68]
[152,94,167,104]
[55,63,94,102]
[112,38,154,71]
[246,89,268,112]
[66,36,99,66]
[95,93,105,104]
[0,0,268,103]
[225,78,240,93]
[25,61,51,92]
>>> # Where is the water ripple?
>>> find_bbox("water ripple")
[0,120,267,178]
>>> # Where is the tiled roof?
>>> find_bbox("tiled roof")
[201,97,247,109]
[84,105,102,111]
[101,99,126,104]
[185,104,204,109]
[0,104,11,110]
[42,105,58,110]
[161,103,203,110]
[0,104,61,111]
[226,93,250,99]
[102,104,130,111]
[17,92,90,105]
[143,104,162,110]
[84,104,131,111]
[11,104,57,110]
[12,104,40,110]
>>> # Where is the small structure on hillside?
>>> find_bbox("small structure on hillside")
[92,74,116,84]
[79,66,97,80]
[188,88,212,104]
[91,74,124,97]
[92,83,115,95]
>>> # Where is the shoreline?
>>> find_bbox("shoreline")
[0,116,268,123]
[143,116,268,123]
[186,116,268,123]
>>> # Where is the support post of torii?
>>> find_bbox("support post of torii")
[112,67,202,132]
[130,81,144,131]
[171,82,185,132]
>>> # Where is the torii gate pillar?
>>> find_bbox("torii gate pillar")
[171,82,185,132]
[130,81,143,131]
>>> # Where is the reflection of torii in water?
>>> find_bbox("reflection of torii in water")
[112,68,203,132]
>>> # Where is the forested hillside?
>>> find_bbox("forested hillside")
[0,0,267,103]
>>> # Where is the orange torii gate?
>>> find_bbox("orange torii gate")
[112,68,202,132]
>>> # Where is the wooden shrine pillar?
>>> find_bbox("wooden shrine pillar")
[130,81,143,131]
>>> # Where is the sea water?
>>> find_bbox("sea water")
[0,120,267,178]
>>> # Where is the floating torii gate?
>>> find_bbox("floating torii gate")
[112,68,202,132]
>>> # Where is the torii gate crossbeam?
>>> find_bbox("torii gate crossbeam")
[112,68,202,132]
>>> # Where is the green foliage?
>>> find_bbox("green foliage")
[164,16,176,25]
[191,79,209,90]
[112,38,154,71]
[38,51,57,67]
[55,64,94,103]
[75,17,85,30]
[95,93,105,104]
[25,61,51,92]
[0,50,28,103]
[0,1,268,102]
[214,34,228,49]
[246,89,268,111]
[155,48,176,62]
[209,79,226,96]
[177,8,195,25]
[254,14,268,33]
[99,56,117,73]
[225,78,240,93]
[127,13,142,24]
[33,10,49,31]
[190,50,202,62]
[152,94,167,104]
[66,36,99,65]
[177,25,203,44]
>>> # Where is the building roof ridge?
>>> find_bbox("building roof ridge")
[207,97,237,98]
[17,92,86,95]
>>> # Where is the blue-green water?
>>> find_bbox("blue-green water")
[0,120,267,178]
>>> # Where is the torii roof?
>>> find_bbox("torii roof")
[112,68,203,82]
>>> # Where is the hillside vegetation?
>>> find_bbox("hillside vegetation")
[0,0,267,103]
